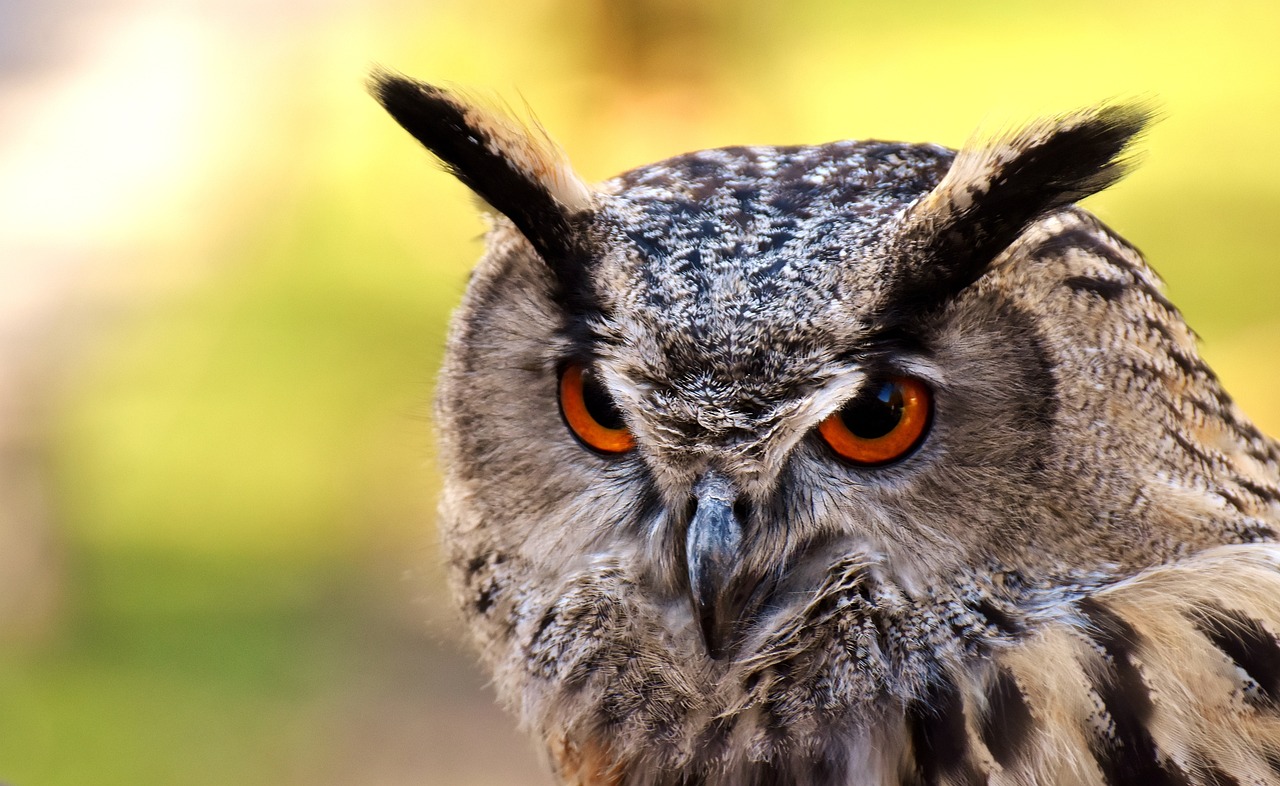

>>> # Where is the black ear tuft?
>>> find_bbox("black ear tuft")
[369,71,593,275]
[890,103,1155,310]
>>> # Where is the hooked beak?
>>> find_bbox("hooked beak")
[685,473,755,659]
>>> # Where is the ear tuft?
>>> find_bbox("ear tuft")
[891,103,1155,309]
[369,71,593,266]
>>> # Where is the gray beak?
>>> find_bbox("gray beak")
[685,473,754,659]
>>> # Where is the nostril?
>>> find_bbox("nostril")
[685,494,748,525]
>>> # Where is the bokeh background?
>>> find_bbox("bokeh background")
[0,1,1278,784]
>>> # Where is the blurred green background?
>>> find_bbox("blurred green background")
[0,1,1277,784]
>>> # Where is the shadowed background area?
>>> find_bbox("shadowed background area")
[0,1,1277,784]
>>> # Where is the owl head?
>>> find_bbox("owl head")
[372,74,1277,780]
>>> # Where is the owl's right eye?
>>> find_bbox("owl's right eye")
[558,363,635,455]
[818,375,932,466]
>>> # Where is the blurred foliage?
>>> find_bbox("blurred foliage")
[0,0,1277,784]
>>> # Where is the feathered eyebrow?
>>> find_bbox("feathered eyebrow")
[879,104,1154,317]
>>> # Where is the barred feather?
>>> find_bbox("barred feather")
[936,545,1280,786]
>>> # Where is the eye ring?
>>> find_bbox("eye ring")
[818,375,932,466]
[558,363,635,455]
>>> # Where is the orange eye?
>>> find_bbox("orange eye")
[559,363,635,455]
[818,376,932,466]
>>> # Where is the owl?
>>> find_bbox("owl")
[372,72,1280,786]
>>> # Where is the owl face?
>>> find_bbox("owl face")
[439,138,1089,662]
[373,75,1279,783]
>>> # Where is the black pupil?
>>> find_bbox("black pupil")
[838,380,904,439]
[581,369,626,430]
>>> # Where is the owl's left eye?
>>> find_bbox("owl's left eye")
[558,363,635,454]
[818,376,932,466]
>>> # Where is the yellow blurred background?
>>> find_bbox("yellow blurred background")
[0,1,1277,784]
